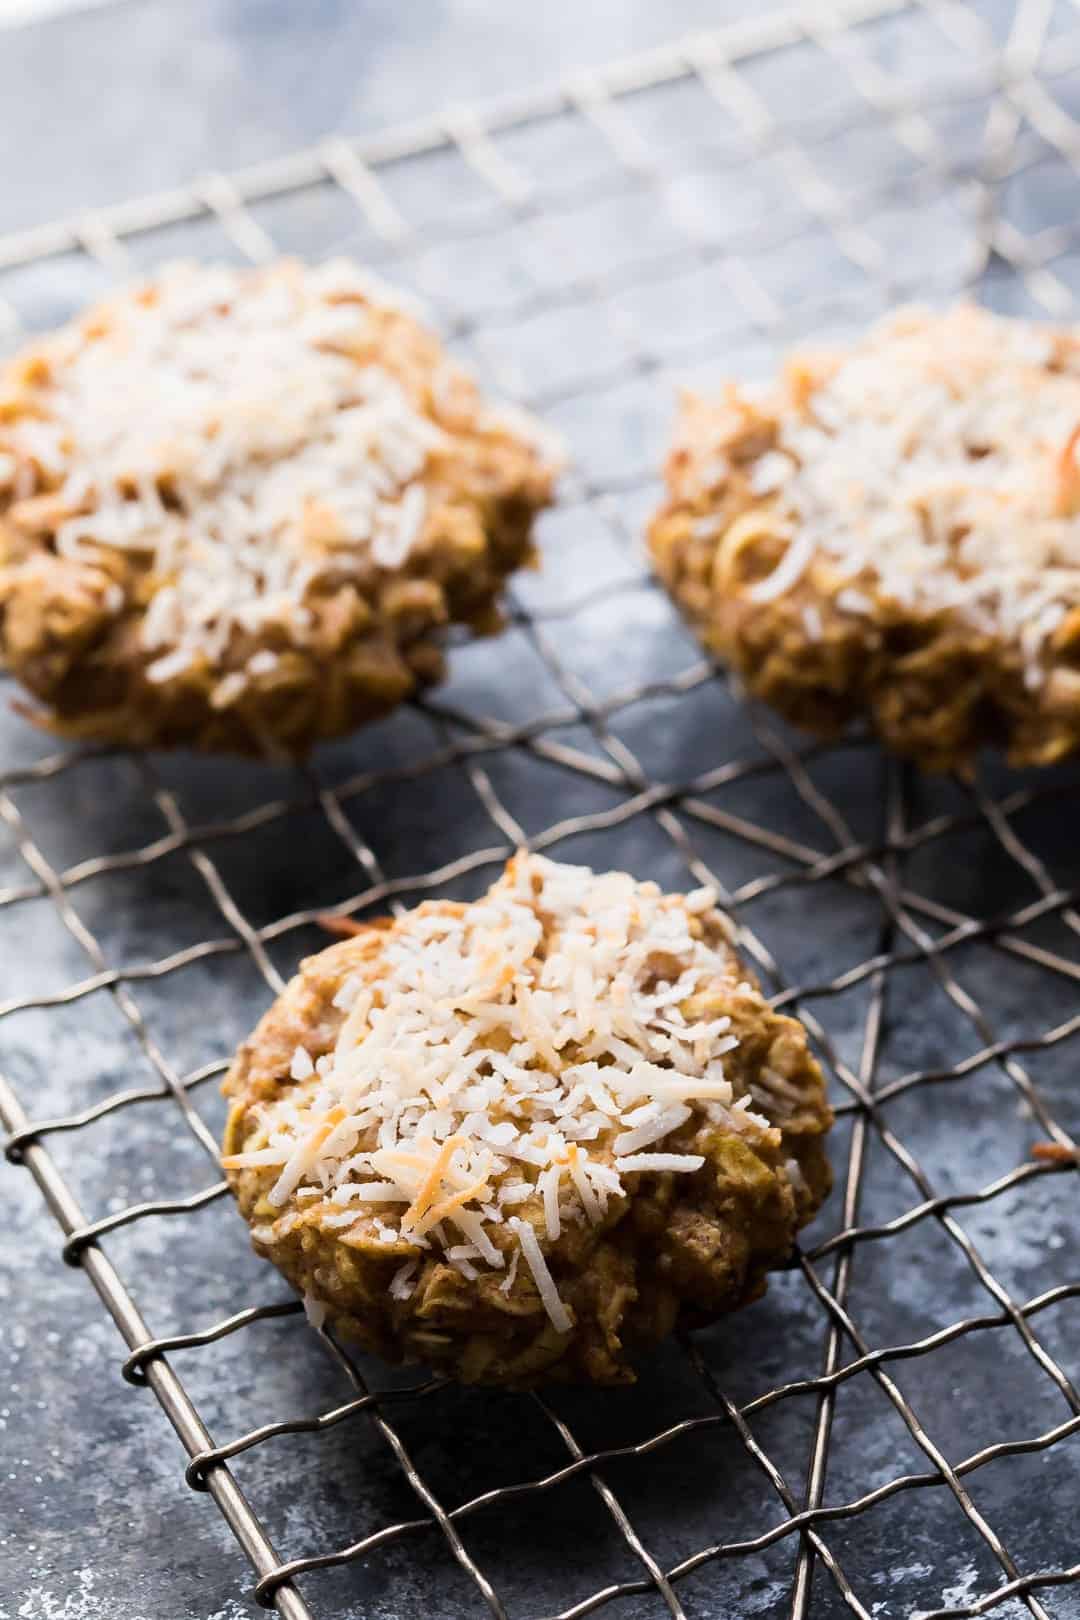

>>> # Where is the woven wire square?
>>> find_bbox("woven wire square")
[2,3,1080,1617]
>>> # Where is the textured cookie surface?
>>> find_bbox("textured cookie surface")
[222,853,832,1387]
[0,259,556,754]
[650,305,1080,771]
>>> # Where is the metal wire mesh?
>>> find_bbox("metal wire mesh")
[2,2,1080,1616]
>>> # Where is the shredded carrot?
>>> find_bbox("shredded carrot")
[401,1134,463,1231]
[305,1106,348,1154]
[377,1148,446,1175]
[410,1177,491,1238]
[1055,422,1080,516]
[317,913,368,938]
[1032,1141,1078,1163]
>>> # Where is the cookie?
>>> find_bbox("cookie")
[649,306,1080,771]
[0,259,557,754]
[222,853,832,1386]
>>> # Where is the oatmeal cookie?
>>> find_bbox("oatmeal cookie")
[0,259,557,754]
[649,305,1080,771]
[222,853,832,1387]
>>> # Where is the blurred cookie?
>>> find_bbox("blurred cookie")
[0,259,557,754]
[650,306,1080,771]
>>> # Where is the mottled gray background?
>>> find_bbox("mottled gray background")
[2,2,1080,1619]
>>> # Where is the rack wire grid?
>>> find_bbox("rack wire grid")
[2,1,1080,1617]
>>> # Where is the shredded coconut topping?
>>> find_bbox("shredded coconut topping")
[736,306,1080,679]
[223,853,776,1333]
[0,259,481,671]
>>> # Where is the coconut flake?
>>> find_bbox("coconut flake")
[302,1292,327,1330]
[747,528,813,603]
[510,1217,571,1333]
[290,1045,315,1080]
[389,1259,419,1300]
[616,1153,705,1172]
[499,1247,521,1296]
[209,670,247,710]
[539,1164,563,1241]
[613,1103,692,1156]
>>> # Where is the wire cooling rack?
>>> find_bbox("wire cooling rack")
[2,2,1080,1616]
